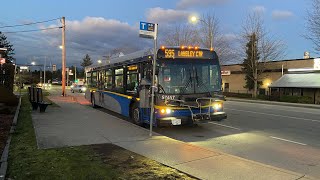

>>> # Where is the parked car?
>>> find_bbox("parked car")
[70,85,87,93]
[52,80,60,85]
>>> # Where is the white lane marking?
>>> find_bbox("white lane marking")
[226,101,320,115]
[208,122,242,131]
[225,108,320,123]
[270,136,307,146]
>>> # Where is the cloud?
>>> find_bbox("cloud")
[146,7,191,24]
[223,33,237,41]
[272,10,294,20]
[177,0,230,9]
[251,5,266,14]
[10,17,152,66]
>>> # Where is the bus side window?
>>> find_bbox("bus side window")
[126,66,138,94]
[142,63,152,81]
[91,71,97,88]
[86,72,92,87]
[114,68,124,93]
[98,70,105,90]
[104,69,113,90]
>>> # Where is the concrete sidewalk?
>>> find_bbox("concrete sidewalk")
[31,95,315,180]
[226,97,319,109]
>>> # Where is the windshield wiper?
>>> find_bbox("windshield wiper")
[179,69,193,96]
[195,68,212,97]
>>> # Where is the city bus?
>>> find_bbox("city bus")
[85,46,227,126]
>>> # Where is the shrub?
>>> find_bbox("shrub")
[280,95,313,104]
[223,92,252,98]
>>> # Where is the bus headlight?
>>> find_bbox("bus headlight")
[160,108,172,114]
[213,102,222,110]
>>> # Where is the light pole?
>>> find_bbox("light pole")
[190,16,213,50]
[31,61,42,85]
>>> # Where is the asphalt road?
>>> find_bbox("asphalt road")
[155,101,320,178]
[48,86,320,178]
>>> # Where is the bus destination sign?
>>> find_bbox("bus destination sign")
[157,48,214,59]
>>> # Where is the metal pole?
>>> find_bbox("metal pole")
[67,69,69,87]
[75,66,77,82]
[40,68,42,84]
[44,56,46,88]
[149,23,158,137]
[281,64,284,76]
[210,27,213,49]
[61,16,66,96]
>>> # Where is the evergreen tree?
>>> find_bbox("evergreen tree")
[0,32,15,63]
[81,54,92,68]
[241,33,260,90]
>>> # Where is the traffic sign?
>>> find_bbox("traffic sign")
[139,21,157,39]
[52,64,57,71]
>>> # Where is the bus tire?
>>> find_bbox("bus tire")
[91,95,97,108]
[131,103,142,126]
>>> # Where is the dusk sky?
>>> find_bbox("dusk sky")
[0,0,316,67]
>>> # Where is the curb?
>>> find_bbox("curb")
[0,96,22,180]
[226,98,319,109]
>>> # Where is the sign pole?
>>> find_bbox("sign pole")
[149,24,158,137]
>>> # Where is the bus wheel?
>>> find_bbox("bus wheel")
[91,95,97,108]
[131,104,142,126]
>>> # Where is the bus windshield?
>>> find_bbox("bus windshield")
[158,59,221,95]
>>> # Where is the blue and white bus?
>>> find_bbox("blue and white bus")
[85,46,227,126]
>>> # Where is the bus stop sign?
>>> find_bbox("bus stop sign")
[139,22,157,39]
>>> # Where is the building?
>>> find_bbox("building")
[221,57,320,104]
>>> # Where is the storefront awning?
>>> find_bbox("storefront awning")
[269,73,320,88]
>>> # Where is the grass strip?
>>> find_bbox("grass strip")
[7,95,118,180]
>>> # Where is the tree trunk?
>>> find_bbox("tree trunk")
[253,68,258,98]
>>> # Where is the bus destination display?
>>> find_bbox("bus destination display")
[157,48,214,59]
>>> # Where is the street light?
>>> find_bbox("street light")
[190,15,213,50]
[97,59,102,64]
[31,61,36,65]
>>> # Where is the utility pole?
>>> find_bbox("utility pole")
[61,16,66,96]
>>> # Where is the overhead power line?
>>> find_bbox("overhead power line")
[3,26,62,34]
[0,17,61,29]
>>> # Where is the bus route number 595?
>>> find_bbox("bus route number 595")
[165,49,175,58]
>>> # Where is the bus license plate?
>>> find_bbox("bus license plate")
[172,119,181,125]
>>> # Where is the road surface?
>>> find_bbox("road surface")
[155,100,320,178]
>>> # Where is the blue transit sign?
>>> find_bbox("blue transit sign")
[139,21,157,39]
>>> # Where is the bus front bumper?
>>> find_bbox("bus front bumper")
[157,112,227,126]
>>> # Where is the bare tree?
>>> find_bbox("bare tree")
[305,0,320,53]
[198,13,236,64]
[163,24,200,46]
[241,12,285,98]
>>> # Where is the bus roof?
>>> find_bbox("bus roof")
[85,46,217,72]
[86,48,153,71]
